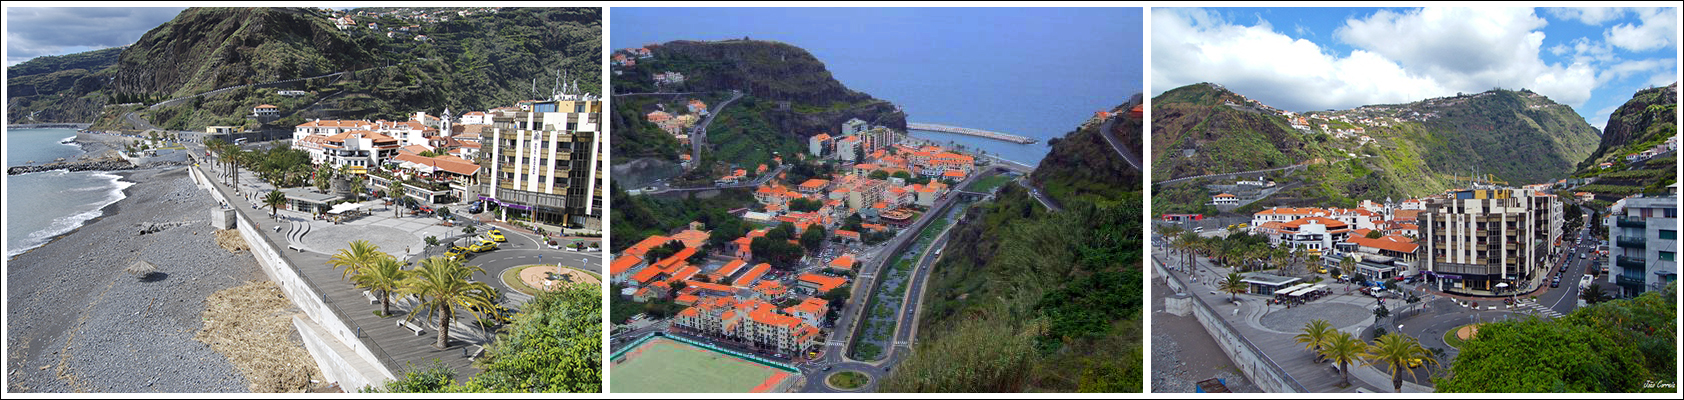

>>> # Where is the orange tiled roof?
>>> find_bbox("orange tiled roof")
[797,273,847,293]
[829,254,856,270]
[610,255,644,275]
[717,259,748,278]
[733,263,771,287]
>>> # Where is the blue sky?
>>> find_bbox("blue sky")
[1153,7,1679,130]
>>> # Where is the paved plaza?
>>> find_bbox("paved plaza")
[1258,302,1373,334]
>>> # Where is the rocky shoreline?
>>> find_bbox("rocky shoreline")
[5,167,266,392]
[6,158,137,175]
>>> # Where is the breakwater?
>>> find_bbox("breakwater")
[7,157,136,175]
[907,122,1036,144]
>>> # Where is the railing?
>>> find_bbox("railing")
[1616,255,1647,269]
[1616,237,1647,249]
[1617,217,1646,228]
[1616,274,1648,287]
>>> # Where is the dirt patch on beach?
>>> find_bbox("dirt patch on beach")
[194,281,323,392]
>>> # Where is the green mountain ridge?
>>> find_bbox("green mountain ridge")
[1566,83,1677,203]
[9,7,600,130]
[1151,82,1602,213]
[6,46,125,124]
[609,39,906,162]
[1577,83,1677,171]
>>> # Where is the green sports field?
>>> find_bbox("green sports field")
[610,337,796,393]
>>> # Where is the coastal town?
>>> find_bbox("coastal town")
[1153,167,1676,393]
[608,107,1006,388]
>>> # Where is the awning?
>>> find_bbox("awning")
[328,203,364,215]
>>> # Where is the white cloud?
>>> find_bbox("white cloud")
[1598,58,1674,85]
[1545,7,1627,25]
[1153,7,1603,112]
[1152,8,1449,112]
[1605,7,1679,52]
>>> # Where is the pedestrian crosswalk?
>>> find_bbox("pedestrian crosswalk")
[1514,302,1563,318]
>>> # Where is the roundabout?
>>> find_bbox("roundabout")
[825,370,870,391]
[1443,323,1481,349]
[501,264,599,296]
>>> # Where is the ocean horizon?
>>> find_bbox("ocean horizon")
[612,8,1144,166]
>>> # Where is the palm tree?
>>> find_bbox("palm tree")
[1321,331,1367,387]
[263,190,287,221]
[1338,255,1357,280]
[387,178,403,217]
[1294,319,1335,361]
[351,256,409,317]
[1169,233,1192,269]
[328,240,386,280]
[314,163,335,193]
[1219,272,1247,302]
[1363,333,1436,393]
[348,177,365,201]
[1580,284,1611,304]
[401,256,499,349]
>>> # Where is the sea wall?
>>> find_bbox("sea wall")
[189,165,396,390]
[1155,258,1306,393]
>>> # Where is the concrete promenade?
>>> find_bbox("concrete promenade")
[196,161,489,380]
[1154,251,1436,393]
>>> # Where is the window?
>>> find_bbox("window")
[1661,252,1675,262]
[1662,230,1677,240]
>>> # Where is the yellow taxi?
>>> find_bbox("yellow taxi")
[485,229,506,242]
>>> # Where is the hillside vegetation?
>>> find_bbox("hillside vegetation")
[1568,83,1678,201]
[609,39,905,170]
[880,102,1144,393]
[10,7,599,130]
[1151,82,1602,214]
[6,47,125,124]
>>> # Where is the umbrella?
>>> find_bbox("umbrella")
[1495,283,1509,288]
[126,260,158,278]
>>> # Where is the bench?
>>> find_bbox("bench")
[398,320,426,336]
[362,290,380,305]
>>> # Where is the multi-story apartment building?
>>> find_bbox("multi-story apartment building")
[673,297,820,355]
[482,92,602,228]
[1605,186,1678,297]
[1418,188,1562,295]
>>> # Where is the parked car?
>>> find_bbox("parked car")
[1550,280,1559,288]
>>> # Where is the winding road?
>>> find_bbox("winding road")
[1154,163,1308,186]
[685,90,745,171]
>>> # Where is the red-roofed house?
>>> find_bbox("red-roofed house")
[784,297,830,327]
[796,273,848,293]
[610,255,646,284]
[828,254,856,271]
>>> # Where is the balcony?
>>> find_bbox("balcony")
[1616,274,1647,287]
[1616,237,1646,249]
[1617,217,1646,228]
[1616,255,1647,269]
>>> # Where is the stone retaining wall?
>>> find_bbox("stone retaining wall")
[1155,258,1307,393]
[190,166,396,390]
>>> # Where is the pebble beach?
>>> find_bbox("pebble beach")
[5,163,267,392]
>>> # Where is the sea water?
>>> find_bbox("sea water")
[611,8,1144,166]
[5,128,133,259]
